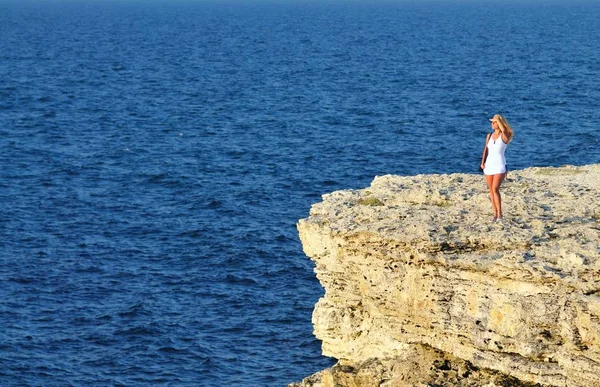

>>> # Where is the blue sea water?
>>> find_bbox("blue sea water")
[0,1,599,385]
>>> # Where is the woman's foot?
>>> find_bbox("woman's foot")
[490,216,497,222]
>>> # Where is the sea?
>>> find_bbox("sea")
[0,0,599,385]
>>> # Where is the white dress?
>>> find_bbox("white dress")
[483,134,507,175]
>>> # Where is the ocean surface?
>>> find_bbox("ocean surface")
[1,1,599,385]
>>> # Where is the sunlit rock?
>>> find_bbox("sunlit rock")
[291,164,600,387]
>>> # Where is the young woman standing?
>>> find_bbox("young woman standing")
[480,114,514,222]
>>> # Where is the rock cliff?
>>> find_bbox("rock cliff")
[292,165,600,387]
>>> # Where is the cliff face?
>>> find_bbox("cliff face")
[293,165,600,387]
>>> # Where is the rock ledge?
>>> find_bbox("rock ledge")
[292,165,600,387]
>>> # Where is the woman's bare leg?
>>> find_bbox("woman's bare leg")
[484,174,497,219]
[491,173,506,218]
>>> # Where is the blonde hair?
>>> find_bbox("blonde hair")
[492,114,514,143]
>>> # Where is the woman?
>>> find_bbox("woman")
[480,114,514,222]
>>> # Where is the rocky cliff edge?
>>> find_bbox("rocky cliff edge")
[292,165,600,387]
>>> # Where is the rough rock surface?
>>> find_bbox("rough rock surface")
[292,165,600,387]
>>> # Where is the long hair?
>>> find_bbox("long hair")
[493,114,514,143]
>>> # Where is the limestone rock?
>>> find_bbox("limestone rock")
[289,344,542,387]
[293,165,600,387]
